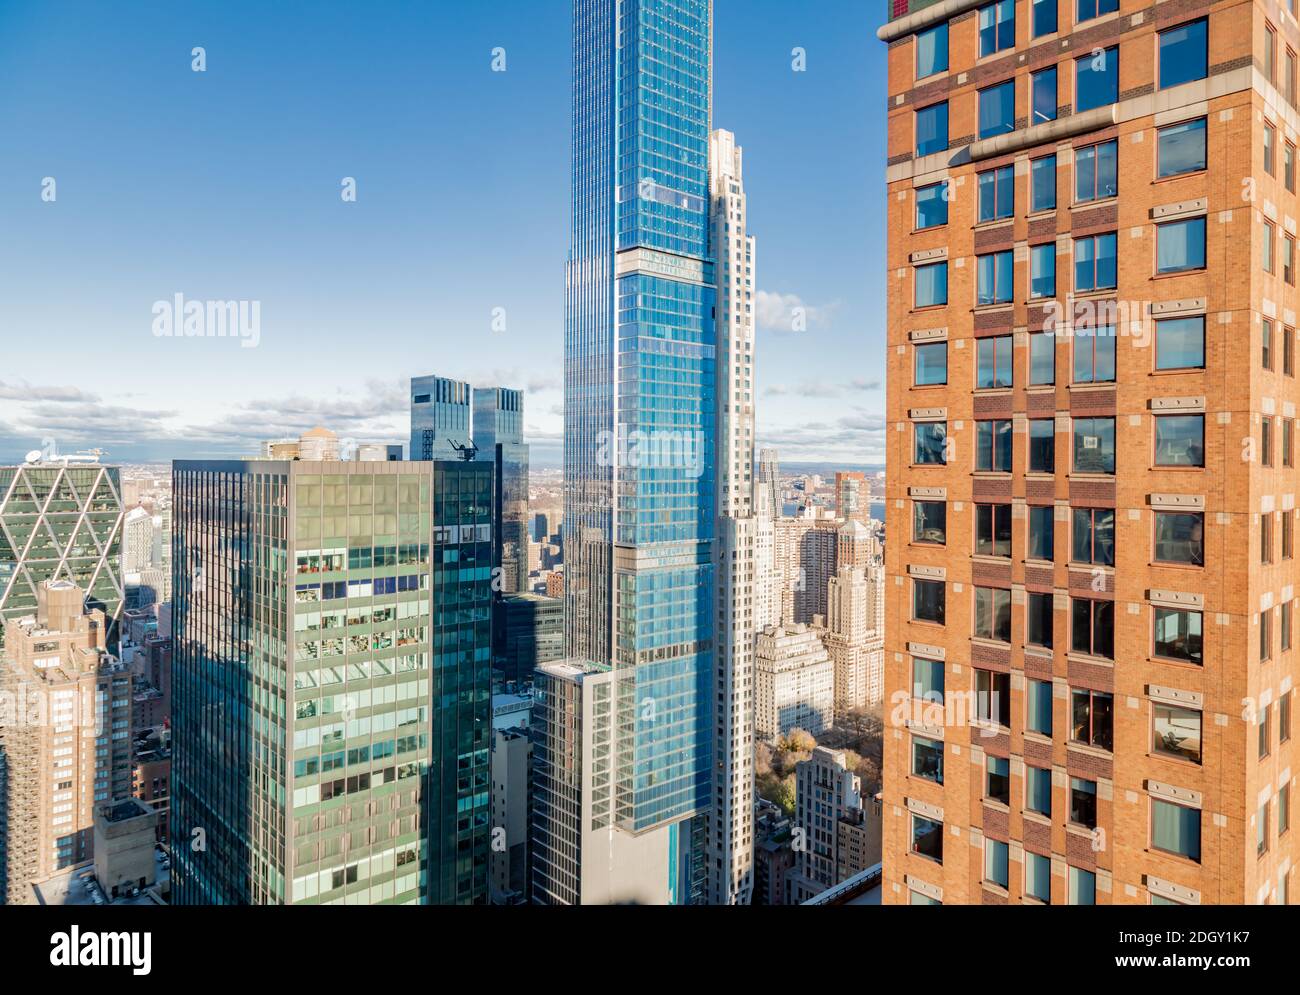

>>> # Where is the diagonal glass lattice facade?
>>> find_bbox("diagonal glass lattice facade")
[565,0,716,849]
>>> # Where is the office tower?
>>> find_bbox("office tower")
[827,565,872,717]
[838,517,881,570]
[170,455,493,904]
[410,375,472,461]
[707,127,758,905]
[784,520,838,624]
[490,727,531,904]
[880,3,1296,906]
[122,507,153,574]
[560,0,715,902]
[790,746,863,902]
[0,581,133,905]
[493,591,564,686]
[757,448,781,515]
[531,659,692,904]
[835,471,869,523]
[0,456,124,654]
[754,623,834,740]
[474,386,530,595]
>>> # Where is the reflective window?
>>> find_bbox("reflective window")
[1075,47,1118,112]
[1154,316,1205,370]
[975,586,1012,642]
[977,251,1014,305]
[912,656,945,702]
[915,261,948,307]
[1073,324,1116,383]
[1030,154,1057,211]
[1154,511,1204,565]
[1069,866,1096,905]
[1032,66,1058,124]
[1153,702,1202,764]
[978,165,1014,222]
[976,334,1013,388]
[915,102,949,156]
[978,0,1016,57]
[1156,217,1207,274]
[986,756,1011,807]
[1028,418,1055,471]
[1152,799,1201,862]
[913,500,947,544]
[1075,140,1117,202]
[917,22,948,79]
[1158,20,1208,90]
[1027,678,1054,731]
[1076,0,1117,23]
[1157,118,1206,177]
[1030,243,1056,298]
[1154,607,1203,665]
[1070,777,1098,828]
[1073,417,1116,473]
[978,80,1016,139]
[975,504,1012,558]
[1072,692,1113,749]
[914,422,947,464]
[976,419,1013,471]
[914,340,948,385]
[912,814,943,862]
[1074,232,1117,291]
[1032,0,1057,37]
[913,579,946,624]
[1025,852,1052,902]
[1030,332,1056,385]
[916,182,948,229]
[1072,599,1115,659]
[1027,765,1052,815]
[912,735,944,783]
[1154,414,1205,467]
[1028,505,1055,560]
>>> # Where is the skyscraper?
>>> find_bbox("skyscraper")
[558,0,716,902]
[880,2,1296,905]
[473,386,530,595]
[0,456,124,654]
[170,454,493,904]
[410,375,472,461]
[708,127,759,904]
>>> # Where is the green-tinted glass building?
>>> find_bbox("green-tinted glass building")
[170,457,492,904]
[0,460,124,653]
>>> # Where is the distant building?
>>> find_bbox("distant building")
[545,570,564,600]
[0,581,133,905]
[474,386,530,595]
[490,727,531,905]
[790,746,866,902]
[409,374,472,461]
[834,471,868,523]
[493,592,563,687]
[755,624,834,739]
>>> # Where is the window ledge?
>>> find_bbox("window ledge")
[1065,652,1115,669]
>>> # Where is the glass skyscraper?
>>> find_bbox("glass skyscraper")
[170,457,492,904]
[563,0,716,892]
[473,386,529,596]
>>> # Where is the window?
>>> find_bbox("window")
[1029,419,1055,472]
[1026,765,1052,815]
[1158,20,1208,89]
[914,261,947,307]
[1032,66,1058,124]
[1258,801,1270,857]
[976,335,1013,388]
[1074,232,1117,291]
[1285,509,1295,556]
[1153,607,1203,665]
[1029,332,1055,386]
[910,890,941,906]
[1288,50,1297,107]
[1260,704,1272,759]
[1263,418,1274,469]
[1265,220,1276,272]
[1076,0,1117,23]
[975,504,1012,558]
[1032,0,1057,37]
[1291,331,1298,377]
[1261,607,1273,662]
[1072,598,1115,659]
[916,22,948,79]
[1157,118,1207,177]
[1154,316,1205,370]
[1027,678,1054,732]
[914,340,948,385]
[1075,140,1117,202]
[1070,777,1098,828]
[1030,243,1056,298]
[912,656,945,702]
[978,80,1016,139]
[1154,511,1204,565]
[1152,798,1201,862]
[976,419,1013,471]
[977,251,1014,306]
[976,669,1011,726]
[1153,702,1202,764]
[1072,688,1114,748]
[1025,852,1051,902]
[1282,689,1292,742]
[1266,24,1278,86]
[985,838,1009,888]
[1284,601,1293,650]
[1156,217,1207,274]
[913,579,946,624]
[913,500,947,544]
[1288,143,1297,192]
[1073,507,1115,565]
[1280,783,1291,837]
[977,165,1014,222]
[915,182,948,230]
[915,102,949,156]
[986,756,1010,806]
[978,0,1015,57]
[974,586,1012,642]
[1069,867,1095,905]
[1028,505,1055,560]
[1264,318,1275,369]
[1030,155,1057,211]
[1286,235,1295,284]
[912,814,944,862]
[1073,416,1116,473]
[914,421,947,464]
[1073,324,1116,383]
[1265,126,1277,178]
[1154,414,1204,467]
[1075,47,1118,112]
[912,735,944,783]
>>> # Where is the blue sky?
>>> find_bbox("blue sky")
[0,0,887,467]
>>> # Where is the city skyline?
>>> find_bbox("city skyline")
[0,0,887,468]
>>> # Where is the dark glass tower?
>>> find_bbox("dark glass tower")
[562,0,716,897]
[170,458,492,904]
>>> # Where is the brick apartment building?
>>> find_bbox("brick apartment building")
[881,0,1296,904]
